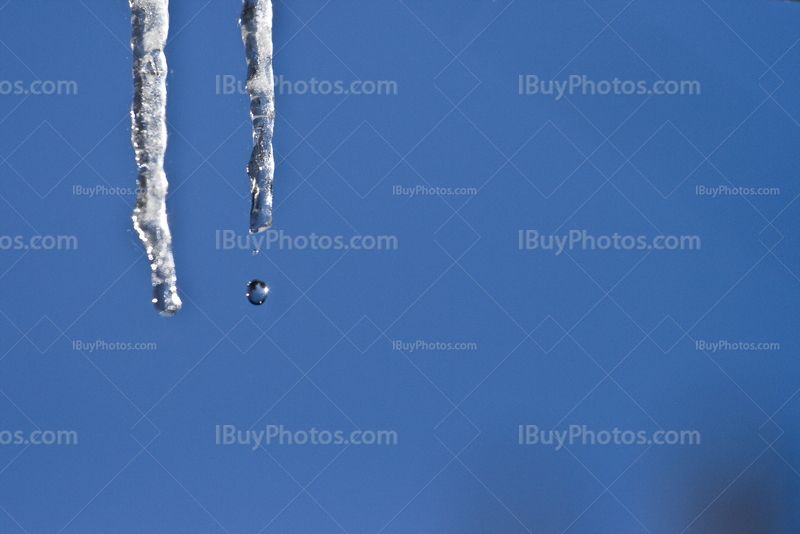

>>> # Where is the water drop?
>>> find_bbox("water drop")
[246,280,269,305]
[253,248,259,256]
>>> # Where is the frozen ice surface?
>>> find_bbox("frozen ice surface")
[130,0,182,316]
[241,0,275,234]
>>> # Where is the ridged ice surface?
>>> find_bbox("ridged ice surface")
[130,0,182,316]
[241,0,275,234]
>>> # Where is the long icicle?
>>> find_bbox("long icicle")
[241,0,275,234]
[130,0,182,316]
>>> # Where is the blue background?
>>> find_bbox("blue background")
[1,0,799,531]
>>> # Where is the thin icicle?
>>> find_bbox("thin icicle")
[241,0,275,234]
[130,0,182,316]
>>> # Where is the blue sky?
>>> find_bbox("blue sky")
[0,0,799,532]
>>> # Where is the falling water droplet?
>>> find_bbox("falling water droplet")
[246,280,269,305]
[253,248,259,256]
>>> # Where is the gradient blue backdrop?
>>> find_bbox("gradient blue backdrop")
[0,0,799,532]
